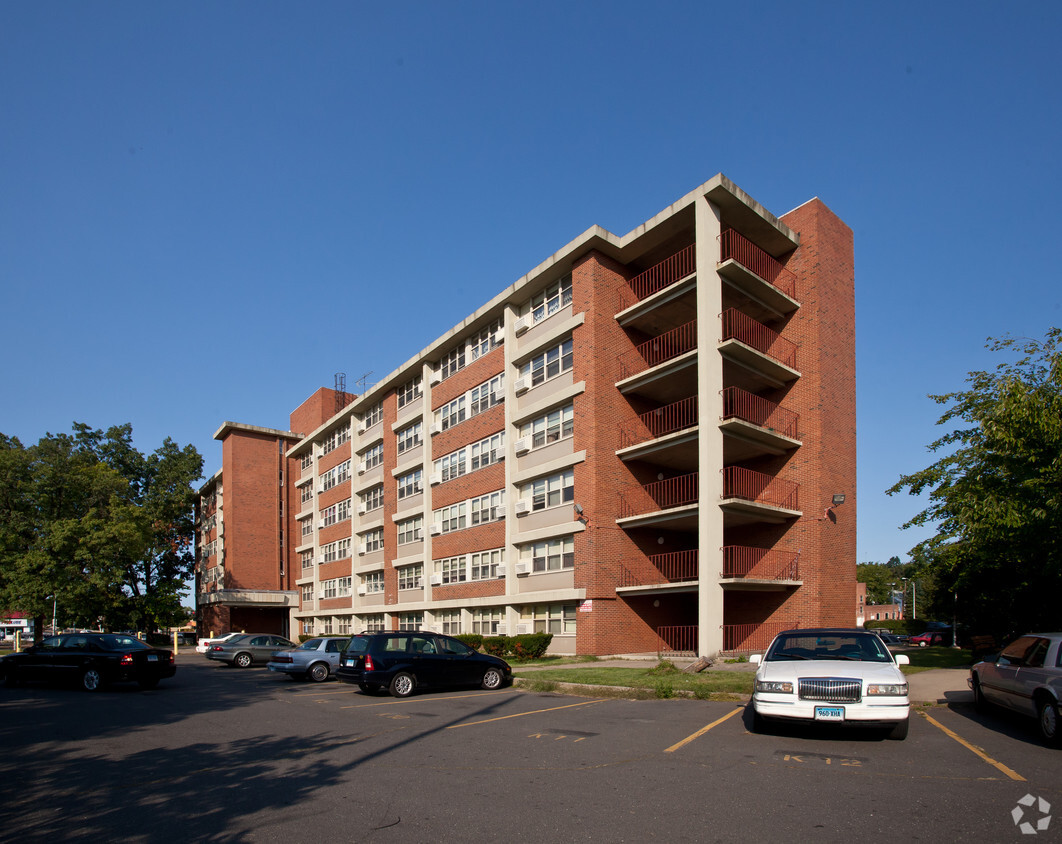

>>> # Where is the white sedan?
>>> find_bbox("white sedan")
[195,632,241,654]
[750,628,911,740]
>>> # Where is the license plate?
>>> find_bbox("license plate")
[814,706,844,721]
[147,654,158,662]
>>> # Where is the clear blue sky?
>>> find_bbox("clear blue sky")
[3,2,1059,571]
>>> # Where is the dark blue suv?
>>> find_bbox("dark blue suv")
[336,631,511,697]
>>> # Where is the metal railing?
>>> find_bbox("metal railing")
[721,387,799,439]
[722,546,799,580]
[618,244,696,311]
[719,229,797,299]
[620,471,699,518]
[720,309,797,370]
[722,621,794,654]
[619,396,699,448]
[722,466,799,511]
[657,625,697,655]
[649,549,699,582]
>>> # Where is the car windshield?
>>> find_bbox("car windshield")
[767,632,892,662]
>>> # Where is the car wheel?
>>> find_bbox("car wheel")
[389,671,415,698]
[481,667,504,690]
[308,662,330,683]
[81,667,104,692]
[887,718,909,741]
[138,677,159,690]
[233,652,253,669]
[750,707,766,734]
[918,641,927,648]
[972,676,990,713]
[1037,698,1061,746]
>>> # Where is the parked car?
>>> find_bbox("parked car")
[750,628,911,740]
[969,632,1062,746]
[196,632,242,654]
[870,631,909,646]
[205,634,295,668]
[268,637,350,682]
[0,633,176,692]
[336,631,512,697]
[910,631,949,648]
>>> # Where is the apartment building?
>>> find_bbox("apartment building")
[195,173,855,656]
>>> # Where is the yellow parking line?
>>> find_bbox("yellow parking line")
[664,705,744,752]
[339,690,513,709]
[447,698,607,729]
[919,711,1026,782]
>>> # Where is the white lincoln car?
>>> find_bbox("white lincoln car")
[750,628,911,740]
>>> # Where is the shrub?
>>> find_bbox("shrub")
[482,636,511,657]
[456,634,483,650]
[653,680,674,699]
[482,633,554,659]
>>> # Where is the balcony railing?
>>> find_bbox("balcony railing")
[620,320,698,380]
[720,309,797,370]
[657,625,697,656]
[619,472,699,518]
[719,228,797,299]
[722,621,794,654]
[650,549,699,582]
[723,466,799,511]
[619,396,699,448]
[722,546,800,580]
[618,244,696,311]
[721,387,799,439]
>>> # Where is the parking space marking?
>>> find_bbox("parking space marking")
[447,698,607,729]
[664,705,744,752]
[339,689,514,709]
[919,710,1026,782]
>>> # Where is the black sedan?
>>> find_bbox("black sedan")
[0,633,176,692]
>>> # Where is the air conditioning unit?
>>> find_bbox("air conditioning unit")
[356,423,366,435]
[429,524,442,536]
[357,463,366,475]
[517,624,531,635]
[317,590,326,599]
[514,377,529,395]
[318,520,326,529]
[430,472,442,486]
[358,545,367,556]
[514,437,531,455]
[430,370,442,385]
[429,573,442,586]
[514,316,530,336]
[357,585,367,596]
[514,500,531,516]
[495,565,506,578]
[496,624,507,635]
[515,562,530,575]
[357,503,367,515]
[492,330,505,345]
[429,423,440,436]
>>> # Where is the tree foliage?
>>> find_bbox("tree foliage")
[887,328,1062,636]
[0,424,203,635]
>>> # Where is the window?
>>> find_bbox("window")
[361,485,384,513]
[336,538,351,560]
[471,490,504,525]
[323,542,339,564]
[362,528,383,554]
[397,377,422,409]
[300,550,313,570]
[362,443,383,471]
[322,426,350,455]
[396,516,423,545]
[397,468,423,501]
[437,556,466,584]
[471,607,503,635]
[439,346,466,380]
[521,404,574,448]
[396,421,422,454]
[529,275,573,324]
[363,571,384,594]
[470,432,504,470]
[439,395,466,431]
[361,403,383,430]
[469,318,503,361]
[321,499,350,527]
[398,564,423,590]
[323,578,338,599]
[436,449,467,483]
[301,452,313,471]
[470,374,504,416]
[529,470,574,511]
[301,484,314,505]
[321,460,351,492]
[336,576,352,598]
[435,609,461,635]
[398,612,423,631]
[523,339,573,388]
[363,614,386,632]
[337,617,351,635]
[338,498,351,521]
[301,520,313,539]
[521,603,576,634]
[301,585,313,603]
[471,548,503,580]
[436,502,466,534]
[528,536,575,572]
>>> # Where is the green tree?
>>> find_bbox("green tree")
[0,424,203,637]
[887,328,1062,637]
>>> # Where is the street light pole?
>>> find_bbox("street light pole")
[46,594,56,635]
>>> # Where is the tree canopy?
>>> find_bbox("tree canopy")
[887,328,1062,637]
[0,424,203,636]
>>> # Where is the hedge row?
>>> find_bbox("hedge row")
[478,633,554,660]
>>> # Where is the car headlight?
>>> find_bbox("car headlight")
[755,680,794,693]
[867,683,908,696]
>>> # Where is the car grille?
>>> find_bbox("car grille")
[798,678,862,703]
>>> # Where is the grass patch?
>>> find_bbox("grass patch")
[899,647,975,673]
[512,665,755,696]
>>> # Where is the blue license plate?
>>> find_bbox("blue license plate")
[147,654,158,662]
[814,706,844,721]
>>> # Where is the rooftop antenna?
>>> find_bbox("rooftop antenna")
[334,373,347,414]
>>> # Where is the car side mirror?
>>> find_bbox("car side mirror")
[894,654,910,665]
[749,654,762,665]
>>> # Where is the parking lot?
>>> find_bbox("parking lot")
[1,654,1058,842]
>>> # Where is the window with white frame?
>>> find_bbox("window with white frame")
[435,609,461,635]
[469,318,503,362]
[301,484,315,505]
[529,274,573,325]
[323,578,339,599]
[396,421,422,454]
[322,426,350,455]
[436,449,466,483]
[527,536,575,572]
[301,452,313,471]
[321,460,351,492]
[337,617,351,635]
[521,603,576,634]
[398,564,423,590]
[470,374,504,416]
[470,432,504,470]
[337,538,352,560]
[522,339,574,388]
[521,404,574,449]
[436,555,466,584]
[301,585,313,603]
[396,516,422,545]
[396,468,422,501]
[438,395,466,431]
[321,498,351,527]
[361,527,383,554]
[471,490,504,525]
[436,502,466,534]
[397,377,422,409]
[471,607,503,635]
[362,403,383,430]
[337,576,352,597]
[301,550,314,570]
[322,617,334,634]
[471,548,503,580]
[363,571,384,594]
[529,470,574,511]
[301,520,313,539]
[323,541,339,564]
[361,485,384,512]
[398,612,423,631]
[361,443,383,471]
[363,614,386,632]
[438,346,466,380]
[338,498,351,521]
